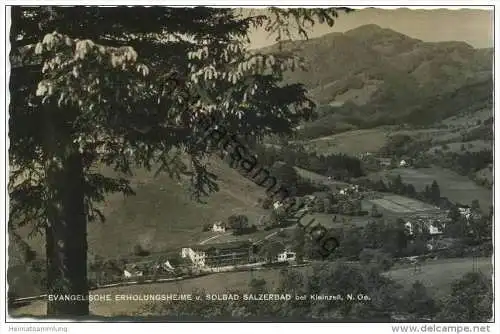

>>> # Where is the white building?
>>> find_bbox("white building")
[181,247,206,267]
[162,260,175,272]
[123,265,144,278]
[339,185,359,196]
[405,220,444,236]
[428,223,443,235]
[404,221,414,235]
[273,201,284,210]
[276,251,296,263]
[458,207,472,220]
[212,222,226,232]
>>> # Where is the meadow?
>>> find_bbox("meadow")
[300,128,390,155]
[300,213,370,230]
[384,257,492,296]
[294,166,349,188]
[368,194,440,215]
[368,166,492,211]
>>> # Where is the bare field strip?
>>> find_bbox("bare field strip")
[369,167,492,212]
[382,195,438,212]
[369,198,413,213]
[304,128,389,155]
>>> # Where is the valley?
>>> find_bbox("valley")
[8,17,494,322]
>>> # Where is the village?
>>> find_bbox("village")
[107,164,481,288]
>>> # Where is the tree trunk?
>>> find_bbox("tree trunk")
[45,150,89,316]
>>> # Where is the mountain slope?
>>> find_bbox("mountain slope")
[263,24,492,107]
[9,158,269,263]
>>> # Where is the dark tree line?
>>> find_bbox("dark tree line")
[253,143,364,180]
[431,149,492,177]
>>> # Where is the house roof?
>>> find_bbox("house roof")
[187,240,252,252]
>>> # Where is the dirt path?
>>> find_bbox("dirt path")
[198,233,230,245]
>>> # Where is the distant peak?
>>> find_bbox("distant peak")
[346,24,384,33]
[343,24,420,45]
[344,24,406,38]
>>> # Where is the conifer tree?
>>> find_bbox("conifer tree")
[9,6,352,316]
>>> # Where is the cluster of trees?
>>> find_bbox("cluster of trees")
[325,219,422,261]
[87,256,126,287]
[352,175,492,250]
[303,211,493,264]
[445,202,492,244]
[263,193,368,232]
[461,121,494,142]
[133,244,151,257]
[379,134,414,158]
[137,262,492,322]
[378,133,492,179]
[403,80,493,127]
[436,271,493,321]
[390,176,442,207]
[378,136,438,165]
[357,176,442,207]
[292,75,491,140]
[310,195,365,216]
[294,103,358,140]
[289,220,404,264]
[359,249,394,271]
[203,214,257,235]
[430,149,492,179]
[202,223,214,232]
[249,161,328,204]
[8,258,48,301]
[321,202,492,264]
[254,143,364,180]
[89,253,190,287]
[258,240,286,263]
[227,214,257,235]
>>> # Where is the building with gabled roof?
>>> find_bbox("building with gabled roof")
[181,241,254,268]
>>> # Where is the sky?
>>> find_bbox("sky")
[245,8,493,49]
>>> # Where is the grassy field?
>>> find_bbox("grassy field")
[300,128,390,155]
[385,257,492,297]
[368,194,440,215]
[294,166,349,188]
[11,257,492,317]
[368,166,492,211]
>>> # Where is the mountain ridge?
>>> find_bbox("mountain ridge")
[261,24,492,107]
